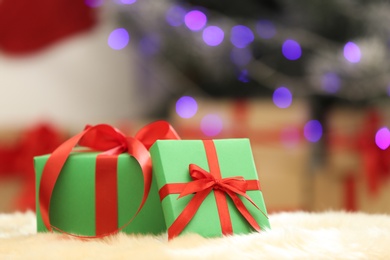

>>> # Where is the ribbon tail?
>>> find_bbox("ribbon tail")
[226,191,264,232]
[168,188,211,240]
[39,129,89,231]
[117,137,153,231]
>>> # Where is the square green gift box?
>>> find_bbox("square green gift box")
[150,139,270,239]
[35,152,166,236]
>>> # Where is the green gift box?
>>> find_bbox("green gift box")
[35,151,166,236]
[150,138,270,239]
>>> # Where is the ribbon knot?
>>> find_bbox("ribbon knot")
[179,164,258,208]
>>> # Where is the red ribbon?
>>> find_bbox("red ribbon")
[39,120,180,237]
[328,109,390,211]
[159,140,266,240]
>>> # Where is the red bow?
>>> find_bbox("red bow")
[180,164,259,208]
[39,121,180,237]
[159,140,266,240]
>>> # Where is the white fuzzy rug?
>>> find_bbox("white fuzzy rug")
[1,211,390,259]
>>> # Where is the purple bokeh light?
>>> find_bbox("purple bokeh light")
[85,0,103,8]
[282,39,302,60]
[273,87,292,108]
[387,83,390,96]
[230,47,252,67]
[202,26,224,46]
[116,0,137,4]
[230,25,254,48]
[304,120,323,142]
[375,127,390,150]
[166,5,186,27]
[201,114,223,136]
[238,70,250,83]
[281,127,300,148]
[256,20,276,39]
[184,10,207,31]
[108,28,129,50]
[321,72,341,93]
[139,34,160,56]
[176,96,198,119]
[343,42,361,63]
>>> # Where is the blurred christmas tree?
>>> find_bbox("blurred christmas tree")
[112,0,390,115]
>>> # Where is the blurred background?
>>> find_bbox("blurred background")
[0,0,389,214]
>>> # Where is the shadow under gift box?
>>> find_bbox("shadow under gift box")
[150,139,270,238]
[35,152,165,236]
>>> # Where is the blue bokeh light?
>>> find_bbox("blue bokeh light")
[256,20,276,39]
[202,26,224,46]
[344,42,361,63]
[201,114,223,136]
[321,72,341,93]
[108,28,130,50]
[282,39,302,60]
[304,120,323,142]
[184,10,207,31]
[230,47,252,67]
[238,70,250,83]
[273,87,292,108]
[230,25,254,48]
[176,96,198,119]
[375,127,390,150]
[166,5,186,27]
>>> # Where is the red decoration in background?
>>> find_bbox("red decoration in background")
[0,0,96,55]
[328,109,390,211]
[358,110,390,196]
[0,124,65,211]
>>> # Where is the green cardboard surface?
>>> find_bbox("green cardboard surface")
[35,152,166,236]
[150,139,270,238]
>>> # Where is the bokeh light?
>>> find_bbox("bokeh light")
[202,26,224,46]
[281,127,300,148]
[108,28,129,50]
[139,34,160,56]
[256,20,276,39]
[387,83,390,96]
[184,10,207,31]
[304,120,323,142]
[343,42,361,63]
[375,127,390,150]
[166,5,186,27]
[85,0,103,8]
[230,47,252,67]
[273,87,292,108]
[321,72,341,93]
[176,96,198,119]
[201,114,223,136]
[116,0,136,4]
[238,70,249,83]
[282,39,302,60]
[230,25,254,48]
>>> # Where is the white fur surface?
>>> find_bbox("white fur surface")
[1,211,389,259]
